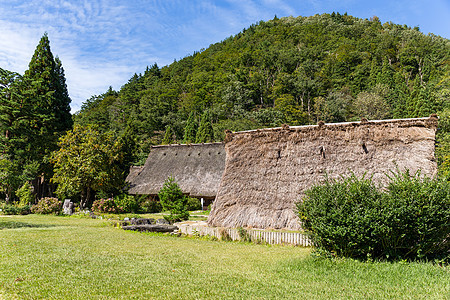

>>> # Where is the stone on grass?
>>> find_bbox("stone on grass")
[63,199,74,215]
[122,224,178,233]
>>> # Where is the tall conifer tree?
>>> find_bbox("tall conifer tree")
[24,33,72,135]
[162,126,175,145]
[195,112,214,143]
[21,33,73,197]
[183,112,197,144]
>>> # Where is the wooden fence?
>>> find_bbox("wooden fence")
[177,224,312,247]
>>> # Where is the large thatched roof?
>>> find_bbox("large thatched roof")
[208,116,439,230]
[127,143,225,198]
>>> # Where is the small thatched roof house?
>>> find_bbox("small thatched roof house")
[127,143,226,203]
[208,116,439,230]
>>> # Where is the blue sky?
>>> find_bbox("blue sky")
[1,0,449,112]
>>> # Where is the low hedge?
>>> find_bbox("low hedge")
[297,171,450,261]
[0,204,31,215]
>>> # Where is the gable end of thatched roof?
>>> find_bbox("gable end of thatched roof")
[127,142,225,197]
[208,116,438,230]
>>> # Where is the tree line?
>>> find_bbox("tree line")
[1,13,449,207]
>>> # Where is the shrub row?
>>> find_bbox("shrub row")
[2,193,201,216]
[297,171,450,261]
[91,193,201,215]
[0,203,31,215]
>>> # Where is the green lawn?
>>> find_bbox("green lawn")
[0,215,448,299]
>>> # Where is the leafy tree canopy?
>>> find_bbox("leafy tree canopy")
[51,125,124,208]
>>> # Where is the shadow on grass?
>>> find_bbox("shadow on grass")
[0,220,55,230]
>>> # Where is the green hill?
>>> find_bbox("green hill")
[75,13,450,164]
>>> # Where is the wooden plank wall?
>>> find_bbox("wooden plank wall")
[178,224,312,247]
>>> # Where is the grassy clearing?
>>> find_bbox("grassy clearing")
[0,215,448,299]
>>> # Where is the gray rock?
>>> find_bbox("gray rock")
[130,218,156,225]
[156,218,170,225]
[122,224,178,233]
[62,199,74,215]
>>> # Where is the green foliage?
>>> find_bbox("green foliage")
[161,125,175,145]
[22,33,73,175]
[297,173,383,258]
[183,112,197,143]
[91,198,123,214]
[51,125,124,208]
[237,227,252,242]
[436,108,450,178]
[158,176,189,223]
[185,197,201,211]
[381,170,449,260]
[195,112,214,143]
[139,197,162,213]
[0,34,72,200]
[297,171,450,261]
[16,182,34,206]
[31,197,62,215]
[0,203,31,215]
[274,94,308,125]
[354,84,391,120]
[113,194,140,213]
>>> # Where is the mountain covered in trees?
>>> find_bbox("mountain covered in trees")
[75,13,450,165]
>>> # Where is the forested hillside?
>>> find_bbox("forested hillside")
[75,13,449,165]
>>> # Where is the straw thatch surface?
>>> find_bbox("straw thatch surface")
[125,166,144,183]
[208,117,438,230]
[127,143,225,198]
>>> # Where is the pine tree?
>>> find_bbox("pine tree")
[24,33,72,135]
[195,112,214,143]
[162,126,175,145]
[183,112,197,144]
[377,57,394,88]
[21,33,73,197]
[391,73,410,119]
[413,84,435,117]
[368,57,380,87]
[158,176,189,223]
[53,56,73,132]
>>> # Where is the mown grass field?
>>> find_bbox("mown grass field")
[0,215,448,299]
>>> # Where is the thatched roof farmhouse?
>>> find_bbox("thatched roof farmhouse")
[127,143,226,201]
[208,116,439,230]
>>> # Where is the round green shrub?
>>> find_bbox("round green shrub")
[186,197,201,211]
[297,173,383,259]
[114,194,139,213]
[297,171,450,261]
[91,198,123,214]
[140,198,162,213]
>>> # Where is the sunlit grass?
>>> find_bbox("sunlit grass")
[0,215,448,299]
